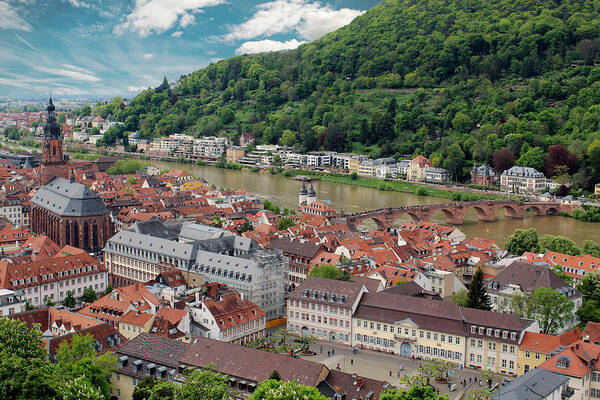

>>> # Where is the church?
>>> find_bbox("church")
[30,98,113,252]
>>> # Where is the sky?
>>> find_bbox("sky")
[0,0,380,98]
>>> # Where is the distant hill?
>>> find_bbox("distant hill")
[101,0,600,189]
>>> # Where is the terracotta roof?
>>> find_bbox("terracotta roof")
[117,332,186,368]
[539,340,600,378]
[202,292,265,331]
[267,237,322,259]
[120,310,154,326]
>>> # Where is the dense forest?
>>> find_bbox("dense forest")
[96,0,600,189]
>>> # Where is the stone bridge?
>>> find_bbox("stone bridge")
[342,200,582,230]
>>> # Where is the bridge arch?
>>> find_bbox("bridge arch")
[546,206,559,215]
[354,216,387,231]
[523,205,544,216]
[498,204,524,219]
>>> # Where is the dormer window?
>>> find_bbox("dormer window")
[486,328,492,336]
[478,327,484,334]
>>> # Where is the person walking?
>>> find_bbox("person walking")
[350,359,354,365]
[327,350,331,357]
[332,349,335,356]
[389,370,392,377]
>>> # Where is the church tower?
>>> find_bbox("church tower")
[40,97,69,185]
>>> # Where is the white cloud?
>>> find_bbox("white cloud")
[143,53,155,59]
[61,63,95,75]
[222,0,363,42]
[15,33,44,54]
[34,65,101,83]
[179,12,195,28]
[235,38,306,55]
[66,0,91,8]
[171,30,183,37]
[0,1,31,31]
[127,85,147,92]
[115,0,226,37]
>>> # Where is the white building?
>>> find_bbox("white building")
[500,166,547,194]
[0,288,26,316]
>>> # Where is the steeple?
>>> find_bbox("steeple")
[43,97,61,139]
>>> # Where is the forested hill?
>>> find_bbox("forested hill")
[100,0,600,189]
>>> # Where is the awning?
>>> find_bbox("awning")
[145,363,156,369]
[133,360,142,365]
[157,366,167,372]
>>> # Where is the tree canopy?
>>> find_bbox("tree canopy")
[466,267,492,311]
[308,264,351,281]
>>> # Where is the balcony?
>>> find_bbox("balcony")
[561,387,574,399]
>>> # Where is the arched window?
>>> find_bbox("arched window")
[83,221,90,250]
[73,221,79,248]
[92,223,98,249]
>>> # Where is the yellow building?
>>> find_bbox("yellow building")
[348,158,360,175]
[352,291,467,364]
[351,288,537,374]
[180,180,205,191]
[516,330,581,375]
[357,160,376,178]
[118,310,155,340]
[226,146,245,163]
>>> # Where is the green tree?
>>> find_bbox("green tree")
[465,267,492,310]
[59,376,105,400]
[505,228,539,255]
[531,287,574,334]
[551,265,574,285]
[81,287,98,303]
[104,285,113,295]
[79,105,92,117]
[450,288,469,306]
[280,130,296,147]
[576,272,600,327]
[452,112,473,134]
[583,240,600,257]
[443,144,465,180]
[421,359,455,381]
[219,107,235,124]
[178,367,231,400]
[238,221,254,234]
[538,235,581,255]
[269,370,281,381]
[55,333,118,399]
[127,176,138,185]
[308,264,343,280]
[380,386,449,399]
[133,376,159,400]
[250,379,327,400]
[63,291,76,308]
[277,217,295,231]
[517,147,545,171]
[0,318,58,400]
[480,369,495,388]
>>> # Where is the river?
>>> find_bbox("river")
[152,160,596,247]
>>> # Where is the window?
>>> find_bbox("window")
[456,338,460,345]
[502,344,508,353]
[427,332,431,340]
[510,345,515,354]
[525,351,530,358]
[488,343,496,351]
[488,357,495,367]
[502,359,507,368]
[441,335,446,342]
[535,353,540,360]
[420,331,424,338]
[509,361,514,370]
[471,326,476,334]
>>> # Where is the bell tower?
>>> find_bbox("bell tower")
[40,97,69,185]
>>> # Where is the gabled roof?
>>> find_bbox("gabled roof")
[182,336,328,386]
[491,368,568,400]
[31,176,108,217]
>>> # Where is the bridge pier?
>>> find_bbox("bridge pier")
[446,213,464,225]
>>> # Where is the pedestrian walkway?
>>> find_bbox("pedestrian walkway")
[302,341,495,400]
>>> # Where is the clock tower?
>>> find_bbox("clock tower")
[40,97,69,185]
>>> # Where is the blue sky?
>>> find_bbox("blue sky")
[0,0,380,98]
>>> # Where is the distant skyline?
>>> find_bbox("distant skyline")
[0,0,380,98]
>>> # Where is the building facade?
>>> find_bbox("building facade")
[471,164,498,186]
[0,252,108,307]
[500,166,547,194]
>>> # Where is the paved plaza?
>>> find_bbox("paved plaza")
[300,341,503,399]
